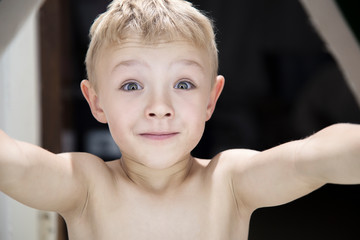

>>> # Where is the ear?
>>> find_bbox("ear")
[80,80,107,123]
[206,75,225,121]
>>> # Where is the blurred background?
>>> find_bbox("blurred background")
[0,0,360,239]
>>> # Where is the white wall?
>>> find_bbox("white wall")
[0,1,58,239]
[0,0,45,56]
[0,9,41,240]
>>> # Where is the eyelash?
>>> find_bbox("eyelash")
[119,80,196,91]
[174,80,196,90]
[120,81,143,91]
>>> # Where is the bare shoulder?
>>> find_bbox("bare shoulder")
[57,152,104,172]
[57,152,116,180]
[195,149,260,185]
[207,149,260,173]
[57,152,106,165]
[56,152,121,216]
[56,152,120,195]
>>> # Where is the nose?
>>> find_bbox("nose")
[145,91,174,119]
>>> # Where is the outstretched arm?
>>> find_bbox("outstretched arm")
[296,123,360,184]
[0,130,90,215]
[229,123,360,210]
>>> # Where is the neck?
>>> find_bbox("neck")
[120,155,194,194]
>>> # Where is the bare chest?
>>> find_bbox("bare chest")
[70,200,249,239]
[66,175,251,239]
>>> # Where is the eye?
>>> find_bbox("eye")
[120,81,143,91]
[174,80,195,90]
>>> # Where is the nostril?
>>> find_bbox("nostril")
[148,112,172,118]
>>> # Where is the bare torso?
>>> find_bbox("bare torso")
[62,157,252,240]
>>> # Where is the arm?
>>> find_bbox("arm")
[296,123,360,184]
[229,123,360,210]
[0,130,90,215]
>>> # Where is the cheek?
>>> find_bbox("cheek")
[178,95,208,134]
[187,93,211,121]
[102,93,142,121]
[185,113,206,154]
[101,97,140,139]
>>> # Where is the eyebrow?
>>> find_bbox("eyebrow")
[170,59,206,73]
[111,59,150,73]
[111,59,205,74]
[170,59,206,74]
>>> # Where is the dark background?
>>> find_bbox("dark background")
[41,0,360,239]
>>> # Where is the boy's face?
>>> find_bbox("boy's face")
[82,40,224,169]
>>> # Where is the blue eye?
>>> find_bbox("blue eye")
[121,82,143,91]
[174,81,195,90]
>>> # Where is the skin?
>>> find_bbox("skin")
[1,40,360,240]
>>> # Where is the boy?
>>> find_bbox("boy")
[1,0,360,239]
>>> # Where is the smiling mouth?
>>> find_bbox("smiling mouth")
[139,132,179,140]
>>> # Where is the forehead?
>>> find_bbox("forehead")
[97,40,212,77]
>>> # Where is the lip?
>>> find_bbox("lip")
[139,132,179,140]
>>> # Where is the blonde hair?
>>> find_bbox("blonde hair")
[85,0,218,88]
